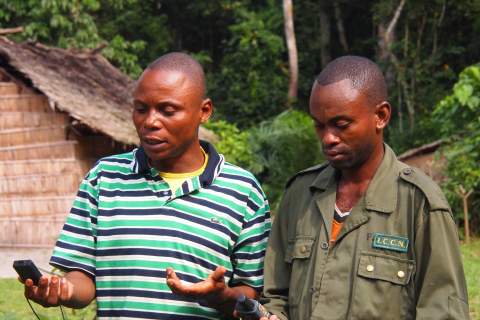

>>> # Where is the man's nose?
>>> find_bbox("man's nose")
[144,110,162,129]
[322,130,340,146]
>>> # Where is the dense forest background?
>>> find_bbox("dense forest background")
[1,0,479,235]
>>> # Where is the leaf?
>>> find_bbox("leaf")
[467,96,480,110]
[454,83,473,105]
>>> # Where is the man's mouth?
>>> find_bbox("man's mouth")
[324,149,342,157]
[143,137,166,146]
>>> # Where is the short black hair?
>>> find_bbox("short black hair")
[147,52,207,98]
[316,55,387,105]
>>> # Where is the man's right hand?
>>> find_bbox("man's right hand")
[22,274,73,307]
[21,270,95,309]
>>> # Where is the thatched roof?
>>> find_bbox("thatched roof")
[0,37,216,145]
[398,139,443,161]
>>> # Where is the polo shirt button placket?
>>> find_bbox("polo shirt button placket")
[161,190,172,201]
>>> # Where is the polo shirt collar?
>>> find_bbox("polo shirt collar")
[198,140,224,187]
[130,140,225,195]
[310,144,399,214]
[131,146,149,174]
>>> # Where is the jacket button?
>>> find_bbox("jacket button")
[300,246,307,253]
[397,270,405,278]
[366,264,374,272]
[403,168,412,175]
[320,241,329,250]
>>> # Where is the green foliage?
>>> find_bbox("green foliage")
[0,0,102,48]
[0,0,149,77]
[203,120,259,173]
[102,35,145,77]
[434,65,480,190]
[206,112,323,210]
[96,1,171,75]
[385,116,440,154]
[433,65,480,230]
[249,110,323,209]
[1,0,479,230]
[209,0,288,127]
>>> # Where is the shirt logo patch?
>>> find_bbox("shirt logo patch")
[372,233,409,253]
[210,217,221,224]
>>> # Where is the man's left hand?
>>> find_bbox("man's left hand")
[166,266,228,303]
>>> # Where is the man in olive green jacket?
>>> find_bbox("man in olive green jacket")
[260,56,469,320]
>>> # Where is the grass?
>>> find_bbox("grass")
[0,278,95,320]
[0,239,478,319]
[462,238,480,319]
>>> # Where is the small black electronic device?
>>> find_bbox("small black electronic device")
[235,294,272,320]
[13,259,43,286]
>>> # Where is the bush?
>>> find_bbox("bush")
[206,111,324,212]
[203,120,260,173]
[249,110,324,210]
[433,64,480,235]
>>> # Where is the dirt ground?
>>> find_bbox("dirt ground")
[0,248,54,278]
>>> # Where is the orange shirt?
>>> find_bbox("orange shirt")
[330,204,351,244]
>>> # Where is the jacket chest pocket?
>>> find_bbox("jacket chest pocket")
[351,252,415,320]
[285,236,315,319]
[285,237,315,262]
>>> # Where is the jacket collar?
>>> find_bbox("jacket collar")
[310,144,400,214]
[364,144,399,213]
[309,165,337,192]
[130,140,224,197]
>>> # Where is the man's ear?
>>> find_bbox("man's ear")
[200,98,213,123]
[374,101,391,131]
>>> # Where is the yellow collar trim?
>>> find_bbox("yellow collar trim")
[159,147,208,178]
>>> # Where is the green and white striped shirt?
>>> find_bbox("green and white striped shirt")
[50,141,271,319]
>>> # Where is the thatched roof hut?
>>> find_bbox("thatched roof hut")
[0,37,216,146]
[398,140,445,182]
[0,37,216,248]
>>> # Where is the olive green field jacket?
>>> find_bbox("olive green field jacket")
[261,145,469,320]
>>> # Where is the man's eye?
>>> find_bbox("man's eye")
[163,107,176,115]
[336,121,350,128]
[134,104,147,113]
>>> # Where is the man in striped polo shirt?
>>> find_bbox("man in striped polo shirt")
[23,52,271,319]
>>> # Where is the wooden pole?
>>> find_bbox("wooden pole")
[458,185,473,243]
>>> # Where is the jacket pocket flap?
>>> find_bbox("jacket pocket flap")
[285,237,315,263]
[357,252,415,285]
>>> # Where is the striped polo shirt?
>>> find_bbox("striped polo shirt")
[50,141,271,319]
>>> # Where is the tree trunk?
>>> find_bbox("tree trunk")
[333,0,349,52]
[377,0,410,129]
[319,1,331,67]
[463,196,471,244]
[283,0,298,105]
[377,0,406,61]
[410,14,427,125]
[432,0,446,56]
